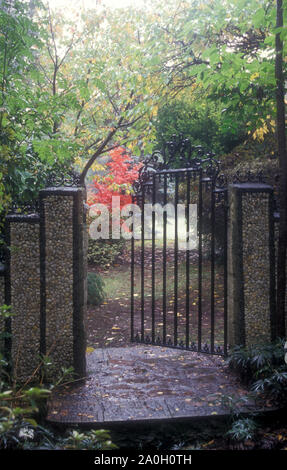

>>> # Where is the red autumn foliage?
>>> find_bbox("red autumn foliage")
[87,146,142,211]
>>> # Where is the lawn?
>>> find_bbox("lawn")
[87,240,225,350]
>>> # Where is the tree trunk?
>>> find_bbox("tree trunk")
[275,0,287,337]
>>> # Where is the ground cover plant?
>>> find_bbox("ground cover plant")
[0,306,116,450]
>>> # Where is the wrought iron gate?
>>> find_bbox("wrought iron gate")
[130,137,228,356]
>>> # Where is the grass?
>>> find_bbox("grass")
[98,259,209,302]
[88,241,225,349]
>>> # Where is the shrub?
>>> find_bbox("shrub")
[87,272,106,306]
[227,339,287,406]
[60,429,117,450]
[0,305,116,450]
[251,369,287,406]
[154,100,248,160]
[225,418,258,443]
[219,132,277,172]
[227,339,285,384]
[88,237,126,268]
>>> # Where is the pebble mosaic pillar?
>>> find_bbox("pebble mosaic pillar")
[39,187,86,380]
[273,215,287,338]
[228,183,276,347]
[0,264,6,352]
[6,214,41,382]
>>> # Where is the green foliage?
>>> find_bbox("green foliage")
[225,418,258,443]
[0,312,50,447]
[0,1,77,214]
[228,339,287,406]
[154,99,247,159]
[0,419,53,450]
[60,429,117,450]
[221,392,258,445]
[251,370,287,406]
[220,393,255,420]
[227,339,285,384]
[1,129,74,211]
[220,132,278,170]
[148,0,285,139]
[88,237,126,269]
[0,304,12,321]
[223,340,287,443]
[0,410,117,450]
[87,272,106,306]
[0,304,116,449]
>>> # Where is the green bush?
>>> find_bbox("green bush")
[88,237,126,268]
[154,100,248,161]
[227,339,287,406]
[60,429,117,450]
[227,339,285,383]
[251,369,287,406]
[225,418,258,443]
[0,305,116,450]
[87,272,106,306]
[219,132,277,171]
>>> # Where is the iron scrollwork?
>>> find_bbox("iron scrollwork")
[45,169,82,188]
[8,199,40,215]
[163,134,217,170]
[8,170,82,215]
[133,135,221,196]
[232,168,267,184]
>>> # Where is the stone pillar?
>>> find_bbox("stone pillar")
[273,213,287,338]
[39,187,86,380]
[6,214,41,382]
[0,264,6,352]
[228,183,275,348]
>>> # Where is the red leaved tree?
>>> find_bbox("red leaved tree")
[87,146,142,210]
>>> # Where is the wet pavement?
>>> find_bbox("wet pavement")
[47,345,257,426]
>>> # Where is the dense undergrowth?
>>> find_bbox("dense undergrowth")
[0,305,116,450]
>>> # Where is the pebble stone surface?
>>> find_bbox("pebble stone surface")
[242,192,271,345]
[10,222,41,382]
[0,276,5,351]
[228,185,273,347]
[44,195,74,377]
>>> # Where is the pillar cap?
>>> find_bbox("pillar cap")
[39,187,85,198]
[229,182,273,192]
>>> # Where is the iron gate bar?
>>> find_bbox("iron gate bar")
[223,188,228,356]
[186,171,191,348]
[151,173,156,343]
[213,187,229,356]
[211,179,215,353]
[141,186,145,342]
[174,173,179,346]
[198,169,203,352]
[131,195,135,342]
[131,137,228,356]
[163,173,167,345]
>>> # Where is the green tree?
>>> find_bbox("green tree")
[37,4,165,183]
[154,96,248,158]
[147,0,282,137]
[0,0,76,213]
[0,0,43,212]
[146,0,287,332]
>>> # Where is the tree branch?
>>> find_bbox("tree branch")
[80,91,135,184]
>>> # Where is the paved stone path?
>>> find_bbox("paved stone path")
[47,345,256,426]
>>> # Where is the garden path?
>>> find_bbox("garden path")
[47,345,258,426]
